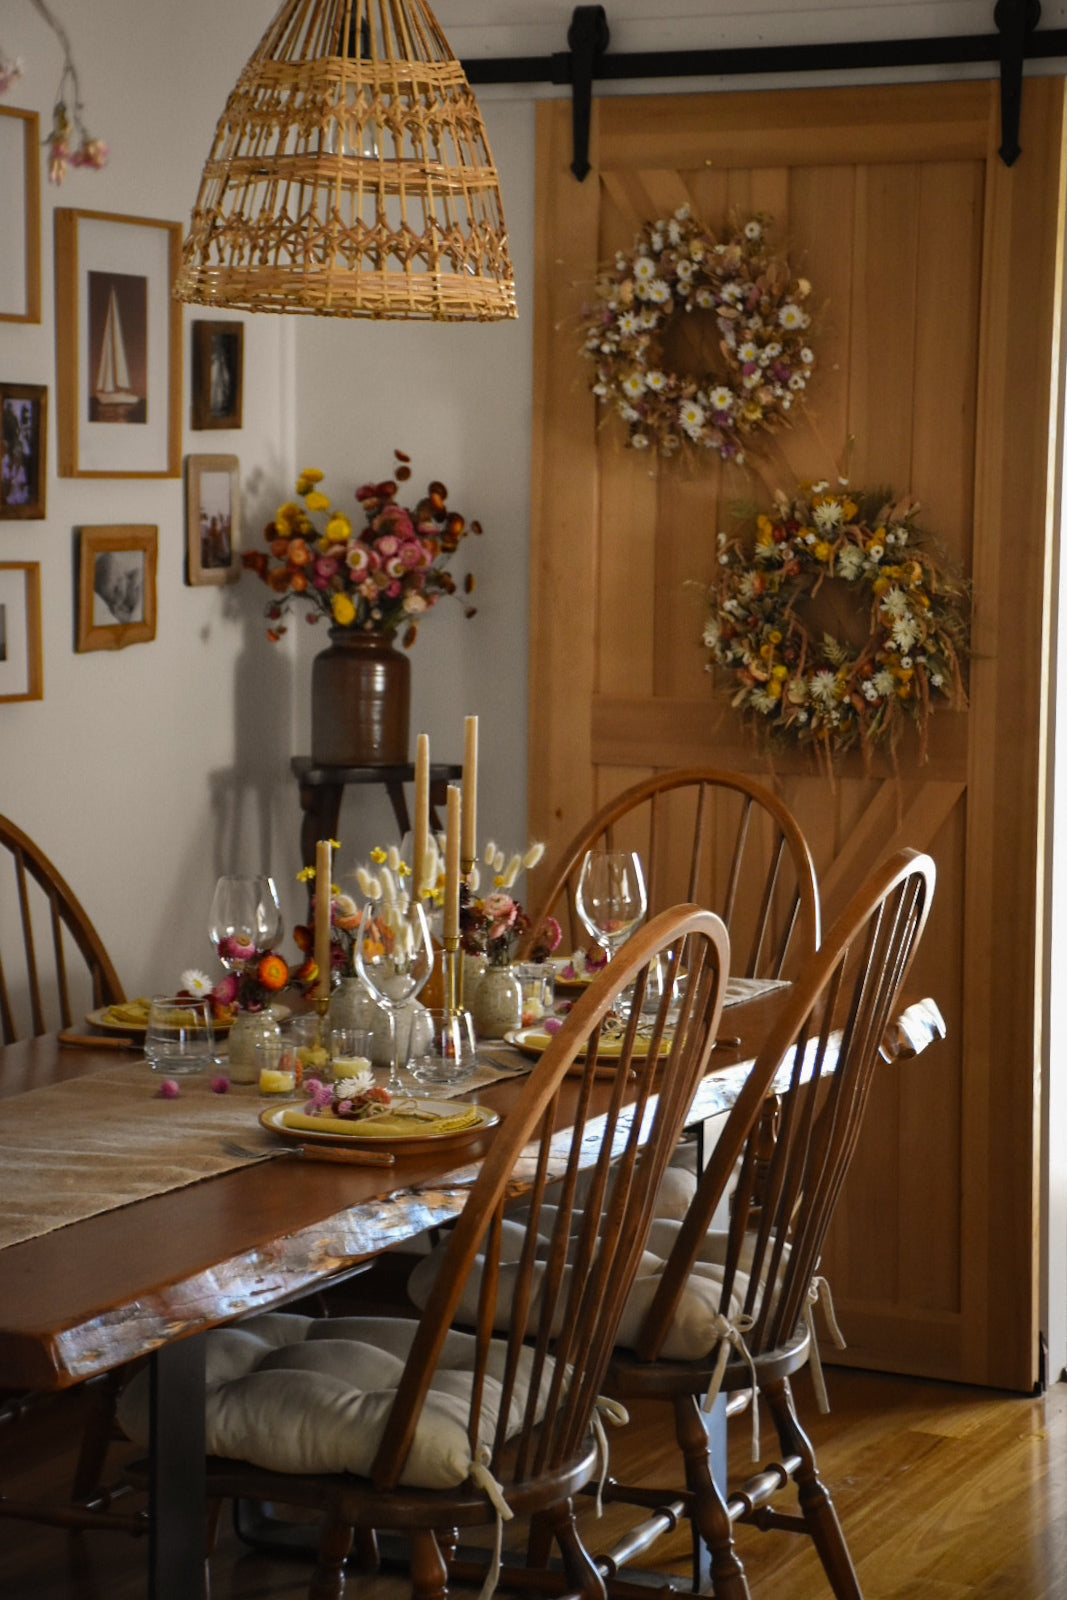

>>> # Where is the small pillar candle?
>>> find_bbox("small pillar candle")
[314,839,332,1000]
[413,731,430,900]
[461,715,478,867]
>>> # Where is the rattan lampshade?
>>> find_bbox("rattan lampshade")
[174,0,516,320]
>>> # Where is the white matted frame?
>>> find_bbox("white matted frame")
[0,108,40,324]
[0,562,43,701]
[55,209,181,478]
[186,453,240,585]
[76,525,157,652]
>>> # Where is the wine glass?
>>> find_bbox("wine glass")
[354,896,435,1092]
[575,849,647,961]
[208,875,282,968]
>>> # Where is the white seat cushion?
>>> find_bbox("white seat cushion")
[407,1216,755,1362]
[116,1312,553,1488]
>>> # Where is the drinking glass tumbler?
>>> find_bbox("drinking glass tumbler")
[144,996,215,1075]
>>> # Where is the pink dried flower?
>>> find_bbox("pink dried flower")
[209,1075,230,1094]
[71,136,108,170]
[157,1078,180,1098]
[212,972,239,1006]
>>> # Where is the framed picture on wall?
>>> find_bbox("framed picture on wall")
[186,453,240,585]
[0,383,47,519]
[0,562,43,701]
[76,525,157,652]
[0,107,40,324]
[192,320,243,430]
[54,209,181,478]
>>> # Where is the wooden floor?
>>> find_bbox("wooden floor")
[2,1364,1067,1599]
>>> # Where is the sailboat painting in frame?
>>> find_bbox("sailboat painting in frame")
[54,210,181,478]
[88,272,147,424]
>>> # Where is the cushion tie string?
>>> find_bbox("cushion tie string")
[804,1274,847,1415]
[701,1311,760,1460]
[468,1445,513,1600]
[590,1395,629,1516]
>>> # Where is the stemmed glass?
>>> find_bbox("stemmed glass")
[208,875,283,967]
[354,896,435,1092]
[575,849,647,961]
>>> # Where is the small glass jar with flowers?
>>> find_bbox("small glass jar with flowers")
[197,941,300,1086]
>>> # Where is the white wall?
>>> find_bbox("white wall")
[0,0,1044,1004]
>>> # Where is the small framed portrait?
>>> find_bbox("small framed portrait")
[0,383,47,519]
[192,320,243,430]
[76,525,157,652]
[186,453,240,585]
[54,208,182,478]
[0,562,43,702]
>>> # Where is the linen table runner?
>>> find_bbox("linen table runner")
[0,1053,529,1252]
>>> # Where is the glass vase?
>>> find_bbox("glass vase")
[470,961,523,1040]
[226,1009,281,1086]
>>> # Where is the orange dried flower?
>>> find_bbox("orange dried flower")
[257,953,289,992]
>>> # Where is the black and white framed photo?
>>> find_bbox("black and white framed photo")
[0,562,43,701]
[55,209,181,478]
[0,383,47,519]
[186,454,240,585]
[76,525,157,651]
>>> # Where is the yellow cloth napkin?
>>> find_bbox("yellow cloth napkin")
[279,1105,483,1139]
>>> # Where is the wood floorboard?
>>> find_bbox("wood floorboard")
[1,1367,1066,1599]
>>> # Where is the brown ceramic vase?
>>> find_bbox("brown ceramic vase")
[310,628,411,766]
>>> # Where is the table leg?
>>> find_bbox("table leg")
[148,1336,208,1600]
[296,780,344,871]
[382,777,411,838]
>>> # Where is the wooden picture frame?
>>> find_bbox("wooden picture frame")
[192,321,243,430]
[0,108,40,324]
[54,209,182,478]
[76,526,157,652]
[186,453,240,585]
[0,562,43,701]
[0,383,47,519]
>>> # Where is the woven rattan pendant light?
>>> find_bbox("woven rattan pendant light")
[174,0,516,320]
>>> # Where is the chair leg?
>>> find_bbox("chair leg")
[70,1368,127,1502]
[550,1499,608,1600]
[764,1379,863,1600]
[309,1509,353,1600]
[674,1394,751,1600]
[410,1527,449,1600]
[526,1507,555,1569]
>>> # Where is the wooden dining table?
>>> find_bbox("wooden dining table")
[0,987,941,1600]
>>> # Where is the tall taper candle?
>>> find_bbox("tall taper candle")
[314,839,332,1000]
[444,785,462,942]
[461,714,478,866]
[413,732,430,899]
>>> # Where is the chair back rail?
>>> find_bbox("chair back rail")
[518,766,820,979]
[632,848,935,1366]
[0,814,124,1043]
[369,903,731,1493]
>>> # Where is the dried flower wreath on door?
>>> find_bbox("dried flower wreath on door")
[700,481,969,761]
[581,207,815,461]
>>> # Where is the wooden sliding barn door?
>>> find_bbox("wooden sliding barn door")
[528,79,1067,1389]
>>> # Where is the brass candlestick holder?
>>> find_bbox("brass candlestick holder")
[312,991,331,1050]
[443,936,463,1014]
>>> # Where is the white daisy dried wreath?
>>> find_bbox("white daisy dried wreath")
[581,207,816,461]
[701,482,969,761]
